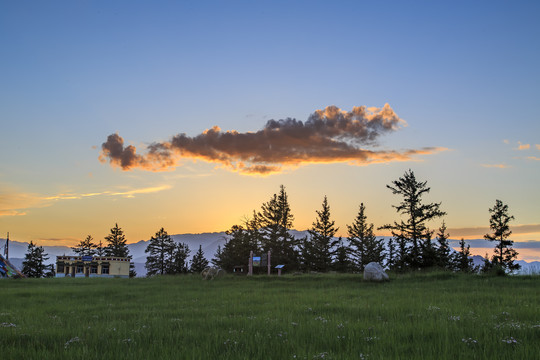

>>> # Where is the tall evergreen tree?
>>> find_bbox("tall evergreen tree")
[347,203,384,271]
[386,237,396,270]
[305,196,338,272]
[104,223,129,257]
[167,242,190,274]
[145,227,175,276]
[380,170,446,269]
[72,235,97,256]
[435,222,452,269]
[95,240,105,256]
[420,232,437,268]
[255,185,297,269]
[104,223,135,277]
[484,200,520,272]
[453,238,475,272]
[190,245,209,273]
[211,245,224,268]
[22,241,49,278]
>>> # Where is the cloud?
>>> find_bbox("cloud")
[515,141,530,150]
[100,104,447,175]
[0,185,171,216]
[536,144,540,150]
[448,224,540,238]
[481,163,510,169]
[527,156,540,161]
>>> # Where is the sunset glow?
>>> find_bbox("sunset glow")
[0,1,539,262]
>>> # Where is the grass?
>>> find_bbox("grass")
[1,272,538,359]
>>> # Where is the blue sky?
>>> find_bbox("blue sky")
[0,1,539,260]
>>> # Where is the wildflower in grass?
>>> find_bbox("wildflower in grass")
[291,322,298,326]
[358,354,368,360]
[314,316,328,323]
[122,338,133,344]
[364,336,378,342]
[312,352,329,359]
[461,338,478,346]
[427,306,440,311]
[64,336,80,349]
[337,335,346,340]
[501,337,518,345]
[0,322,16,327]
[337,323,344,330]
[448,315,460,321]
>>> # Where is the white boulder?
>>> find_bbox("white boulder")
[363,262,389,282]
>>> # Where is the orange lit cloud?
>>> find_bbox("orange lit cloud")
[536,144,540,150]
[515,141,530,150]
[448,224,540,239]
[481,163,510,169]
[528,156,540,161]
[0,185,171,217]
[100,104,447,175]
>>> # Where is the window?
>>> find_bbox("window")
[90,265,98,274]
[57,264,64,273]
[101,265,109,274]
[77,265,83,273]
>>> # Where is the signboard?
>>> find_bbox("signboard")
[82,256,93,262]
[252,256,261,266]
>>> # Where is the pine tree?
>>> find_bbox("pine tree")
[104,223,129,257]
[420,232,437,268]
[145,227,175,276]
[347,203,384,272]
[190,245,209,273]
[332,237,351,273]
[22,241,49,278]
[218,223,258,272]
[104,223,135,277]
[95,240,105,256]
[386,237,396,270]
[211,245,224,268]
[72,235,97,256]
[305,196,338,272]
[255,185,297,269]
[167,242,190,274]
[453,238,474,272]
[484,200,520,272]
[380,170,446,270]
[435,222,452,269]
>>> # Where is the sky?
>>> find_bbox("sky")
[1,1,539,260]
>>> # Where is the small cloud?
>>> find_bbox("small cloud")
[0,185,171,216]
[481,164,510,169]
[502,139,509,144]
[515,141,530,150]
[536,144,540,151]
[527,156,540,161]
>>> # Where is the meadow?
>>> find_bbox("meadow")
[1,273,538,359]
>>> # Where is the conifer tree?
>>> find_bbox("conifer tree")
[453,238,475,272]
[435,222,452,269]
[255,185,297,268]
[72,235,97,256]
[167,242,190,274]
[104,223,129,257]
[347,203,384,271]
[190,245,209,273]
[332,237,351,273]
[484,200,520,272]
[380,170,446,269]
[95,240,105,256]
[104,223,136,277]
[22,241,49,278]
[386,237,396,270]
[420,232,437,268]
[145,227,175,276]
[218,223,258,272]
[305,196,338,272]
[211,245,224,268]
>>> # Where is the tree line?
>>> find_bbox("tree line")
[20,169,520,277]
[211,170,520,274]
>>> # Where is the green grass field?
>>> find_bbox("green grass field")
[1,273,538,359]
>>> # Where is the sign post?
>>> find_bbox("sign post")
[248,250,253,276]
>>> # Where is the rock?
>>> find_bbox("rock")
[201,267,225,280]
[363,262,389,282]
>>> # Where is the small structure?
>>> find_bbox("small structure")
[0,254,25,278]
[275,264,284,276]
[363,262,389,282]
[56,256,130,278]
